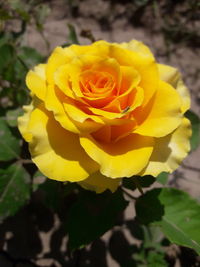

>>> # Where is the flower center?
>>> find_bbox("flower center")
[79,70,116,98]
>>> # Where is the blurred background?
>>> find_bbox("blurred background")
[0,0,200,266]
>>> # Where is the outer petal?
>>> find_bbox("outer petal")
[27,105,99,182]
[141,118,192,176]
[118,40,154,59]
[133,80,182,137]
[78,171,121,193]
[18,96,41,142]
[70,41,110,57]
[158,64,190,113]
[80,134,154,178]
[18,103,33,142]
[46,46,75,84]
[26,64,47,101]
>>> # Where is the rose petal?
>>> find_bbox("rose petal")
[158,63,190,113]
[108,44,159,106]
[102,86,144,113]
[27,105,99,182]
[133,80,182,137]
[63,97,104,124]
[46,46,75,84]
[141,118,191,176]
[119,65,141,94]
[18,96,41,142]
[119,40,155,59]
[80,134,154,178]
[78,171,121,193]
[18,103,34,142]
[54,64,76,99]
[26,64,47,101]
[45,85,80,133]
[70,41,110,56]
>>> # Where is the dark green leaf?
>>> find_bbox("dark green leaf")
[123,177,137,190]
[156,172,168,185]
[0,163,31,221]
[0,117,21,161]
[0,33,11,47]
[136,188,200,255]
[123,175,155,191]
[39,179,61,211]
[185,110,200,151]
[137,175,155,187]
[0,44,14,73]
[0,9,12,20]
[68,189,128,250]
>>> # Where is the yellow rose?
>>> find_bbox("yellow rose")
[18,40,191,193]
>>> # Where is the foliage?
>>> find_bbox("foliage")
[0,164,31,222]
[136,188,200,255]
[186,110,200,151]
[67,189,128,250]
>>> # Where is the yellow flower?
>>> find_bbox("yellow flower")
[18,40,191,193]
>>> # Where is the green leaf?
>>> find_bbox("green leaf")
[123,177,137,190]
[185,110,200,151]
[147,251,168,267]
[67,23,79,44]
[136,188,200,255]
[156,172,168,185]
[67,189,128,250]
[34,4,50,27]
[123,175,155,191]
[137,175,155,187]
[0,9,12,20]
[6,108,23,127]
[18,46,44,69]
[0,33,11,47]
[0,163,31,221]
[39,179,61,211]
[0,117,21,161]
[0,44,14,73]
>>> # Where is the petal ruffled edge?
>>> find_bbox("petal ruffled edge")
[22,104,99,182]
[80,133,154,178]
[141,117,192,177]
[26,64,47,101]
[133,80,182,137]
[158,63,190,113]
[118,39,155,59]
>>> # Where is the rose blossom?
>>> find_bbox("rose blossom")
[18,40,191,193]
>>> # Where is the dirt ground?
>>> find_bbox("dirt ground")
[1,0,200,266]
